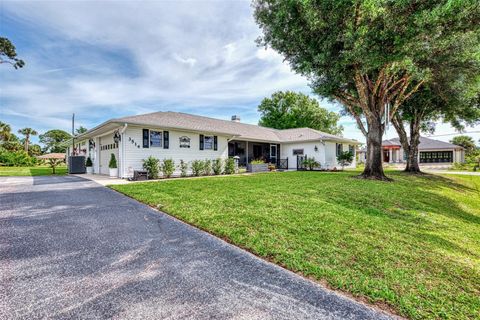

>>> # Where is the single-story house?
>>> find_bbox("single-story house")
[357,136,465,165]
[68,111,361,178]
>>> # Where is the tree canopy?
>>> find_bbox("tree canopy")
[0,37,25,69]
[39,129,72,153]
[76,126,88,135]
[451,135,477,156]
[253,0,480,179]
[258,91,343,135]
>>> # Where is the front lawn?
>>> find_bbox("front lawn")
[0,166,67,176]
[111,171,480,319]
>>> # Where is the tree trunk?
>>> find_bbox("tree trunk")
[360,116,390,180]
[404,122,421,173]
[392,111,422,174]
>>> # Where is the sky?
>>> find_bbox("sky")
[1,0,479,146]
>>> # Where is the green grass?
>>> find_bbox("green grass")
[111,171,480,319]
[0,166,67,176]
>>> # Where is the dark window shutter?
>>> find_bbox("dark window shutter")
[143,129,149,148]
[213,136,218,151]
[163,131,169,149]
[199,134,204,150]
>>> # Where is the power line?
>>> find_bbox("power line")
[425,131,480,138]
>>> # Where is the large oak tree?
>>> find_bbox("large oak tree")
[253,0,480,180]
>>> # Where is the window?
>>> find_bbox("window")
[150,130,163,147]
[348,145,354,154]
[292,149,304,155]
[336,143,343,156]
[204,135,214,150]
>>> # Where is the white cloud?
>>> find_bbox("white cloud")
[1,0,478,145]
[0,0,310,135]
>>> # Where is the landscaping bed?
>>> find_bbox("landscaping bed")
[111,171,480,319]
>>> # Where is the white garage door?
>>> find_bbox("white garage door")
[99,135,119,175]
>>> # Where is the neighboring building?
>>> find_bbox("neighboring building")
[357,136,465,165]
[68,111,361,178]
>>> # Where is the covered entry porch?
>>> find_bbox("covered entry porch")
[228,140,287,168]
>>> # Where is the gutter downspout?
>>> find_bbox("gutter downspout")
[120,123,128,178]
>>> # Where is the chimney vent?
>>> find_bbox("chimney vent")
[231,115,240,122]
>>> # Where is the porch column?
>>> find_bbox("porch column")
[396,149,400,163]
[246,141,249,164]
[94,137,100,174]
[389,149,393,163]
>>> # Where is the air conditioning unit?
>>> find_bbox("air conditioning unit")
[68,156,86,174]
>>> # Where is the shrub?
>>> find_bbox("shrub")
[250,159,265,164]
[108,153,117,169]
[48,158,63,174]
[0,148,36,167]
[337,151,354,170]
[85,157,93,167]
[302,157,320,170]
[203,159,212,176]
[161,158,175,178]
[142,156,160,179]
[212,158,223,175]
[224,157,235,174]
[191,160,204,176]
[179,160,188,177]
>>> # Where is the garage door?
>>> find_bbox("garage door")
[99,135,119,175]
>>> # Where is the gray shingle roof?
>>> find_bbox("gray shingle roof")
[111,111,360,144]
[382,137,463,150]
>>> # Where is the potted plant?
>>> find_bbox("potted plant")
[247,159,269,172]
[85,157,93,174]
[109,153,118,177]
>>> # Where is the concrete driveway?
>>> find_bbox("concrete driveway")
[0,176,395,319]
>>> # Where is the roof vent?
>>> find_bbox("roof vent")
[231,115,240,122]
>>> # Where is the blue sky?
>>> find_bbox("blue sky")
[1,1,478,146]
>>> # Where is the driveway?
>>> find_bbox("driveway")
[0,176,395,319]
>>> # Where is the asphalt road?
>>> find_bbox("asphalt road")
[0,175,395,319]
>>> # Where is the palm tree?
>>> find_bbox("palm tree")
[18,127,38,153]
[0,121,11,142]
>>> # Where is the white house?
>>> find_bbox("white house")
[68,111,361,178]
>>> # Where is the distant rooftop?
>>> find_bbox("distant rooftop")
[382,137,463,150]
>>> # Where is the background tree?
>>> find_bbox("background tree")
[76,126,88,135]
[28,144,42,157]
[253,0,480,180]
[392,77,480,173]
[451,136,477,156]
[0,37,25,69]
[337,151,354,170]
[0,121,12,142]
[39,129,72,153]
[258,91,343,135]
[17,128,38,153]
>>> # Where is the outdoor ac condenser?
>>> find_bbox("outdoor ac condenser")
[68,156,86,174]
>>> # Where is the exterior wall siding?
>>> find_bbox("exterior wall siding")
[393,147,465,164]
[280,141,356,169]
[122,126,229,177]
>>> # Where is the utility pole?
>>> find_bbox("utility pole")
[72,113,75,156]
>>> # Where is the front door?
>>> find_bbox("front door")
[383,150,390,163]
[253,145,263,160]
[270,144,277,164]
